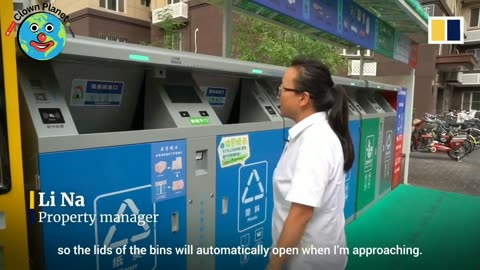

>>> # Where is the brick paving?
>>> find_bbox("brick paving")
[407,148,480,196]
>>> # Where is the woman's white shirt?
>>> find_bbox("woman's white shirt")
[272,111,347,270]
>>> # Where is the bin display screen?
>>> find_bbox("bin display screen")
[164,84,202,104]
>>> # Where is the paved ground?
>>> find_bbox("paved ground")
[407,148,480,196]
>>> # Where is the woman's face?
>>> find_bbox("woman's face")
[279,67,302,120]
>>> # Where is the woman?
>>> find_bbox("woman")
[267,57,354,270]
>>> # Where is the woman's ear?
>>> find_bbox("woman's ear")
[299,91,312,107]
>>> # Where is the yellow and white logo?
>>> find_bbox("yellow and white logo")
[428,16,464,44]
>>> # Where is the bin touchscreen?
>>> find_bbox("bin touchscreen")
[165,84,203,104]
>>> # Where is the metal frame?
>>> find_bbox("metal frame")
[0,2,30,269]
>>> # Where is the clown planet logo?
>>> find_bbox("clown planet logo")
[17,12,66,61]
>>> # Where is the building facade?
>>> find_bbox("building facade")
[15,0,224,56]
[457,0,480,111]
[343,0,479,116]
[15,0,480,115]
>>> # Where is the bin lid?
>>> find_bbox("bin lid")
[365,95,385,113]
[333,76,366,88]
[347,97,366,115]
[367,81,401,91]
[374,93,396,112]
[347,99,360,116]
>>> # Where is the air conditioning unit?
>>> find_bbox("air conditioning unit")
[348,60,377,76]
[152,2,188,27]
[445,72,461,83]
[341,49,373,58]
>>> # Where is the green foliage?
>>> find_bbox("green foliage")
[232,15,347,73]
[149,8,184,50]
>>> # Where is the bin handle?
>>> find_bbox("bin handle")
[171,212,179,233]
[222,197,228,215]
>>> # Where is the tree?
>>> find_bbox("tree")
[232,15,347,73]
[143,8,184,50]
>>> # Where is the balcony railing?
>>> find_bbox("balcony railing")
[348,60,377,76]
[465,29,480,44]
[459,73,480,85]
[152,2,188,27]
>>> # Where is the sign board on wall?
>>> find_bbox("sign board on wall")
[227,0,418,67]
[423,4,435,16]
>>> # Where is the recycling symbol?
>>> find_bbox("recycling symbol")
[366,139,374,159]
[103,199,150,248]
[385,131,392,151]
[241,169,265,204]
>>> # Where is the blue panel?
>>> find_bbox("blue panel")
[340,0,376,50]
[447,20,461,41]
[151,141,186,203]
[396,88,407,135]
[345,120,361,221]
[39,142,187,270]
[216,129,284,270]
[308,0,338,35]
[251,0,375,50]
[238,162,268,233]
[206,87,228,107]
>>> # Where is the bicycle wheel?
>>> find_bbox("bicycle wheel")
[448,146,466,161]
[471,135,480,150]
[464,139,474,154]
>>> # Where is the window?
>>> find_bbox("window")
[473,92,480,110]
[470,8,480,27]
[99,33,127,42]
[141,0,150,7]
[466,49,480,62]
[170,31,183,51]
[167,0,187,4]
[462,92,480,110]
[462,92,471,110]
[99,0,124,12]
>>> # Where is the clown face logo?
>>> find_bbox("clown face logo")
[17,12,66,61]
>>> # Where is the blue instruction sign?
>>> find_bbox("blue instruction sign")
[206,87,227,107]
[396,88,407,135]
[238,161,268,232]
[151,140,186,203]
[70,79,124,106]
[94,185,156,270]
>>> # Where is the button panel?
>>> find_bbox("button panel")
[179,111,190,117]
[38,108,65,124]
[265,106,276,115]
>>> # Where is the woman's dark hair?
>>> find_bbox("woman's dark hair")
[290,57,354,171]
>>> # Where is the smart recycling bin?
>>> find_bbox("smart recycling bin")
[18,36,404,270]
[333,77,365,223]
[367,81,399,198]
[347,89,380,215]
[18,37,287,270]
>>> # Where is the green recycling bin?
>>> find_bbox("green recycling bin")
[347,91,381,215]
[371,86,398,198]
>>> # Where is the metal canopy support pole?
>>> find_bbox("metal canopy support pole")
[222,0,232,58]
[403,68,416,185]
[359,48,365,80]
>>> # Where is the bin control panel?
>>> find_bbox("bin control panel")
[38,108,65,124]
[265,105,277,115]
[252,85,280,119]
[162,84,221,127]
[145,77,223,129]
